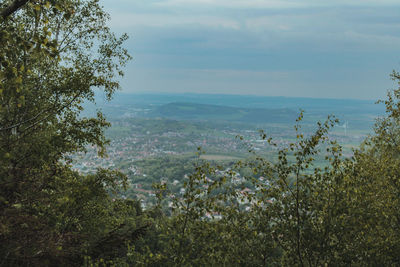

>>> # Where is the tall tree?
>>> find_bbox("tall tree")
[0,1,146,266]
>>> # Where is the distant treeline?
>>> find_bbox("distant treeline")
[150,102,298,124]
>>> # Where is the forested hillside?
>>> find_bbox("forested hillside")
[150,102,297,123]
[1,1,400,266]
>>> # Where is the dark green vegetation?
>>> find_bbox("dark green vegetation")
[1,1,400,266]
[0,0,143,265]
[151,102,297,124]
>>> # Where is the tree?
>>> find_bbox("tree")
[0,1,148,265]
[141,73,400,265]
[338,71,400,264]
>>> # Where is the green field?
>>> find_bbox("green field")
[200,154,243,161]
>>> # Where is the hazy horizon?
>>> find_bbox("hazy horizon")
[109,90,382,102]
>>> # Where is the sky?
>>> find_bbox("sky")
[101,0,400,100]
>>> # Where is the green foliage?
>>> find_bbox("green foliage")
[0,1,149,266]
[339,72,400,264]
[133,76,400,266]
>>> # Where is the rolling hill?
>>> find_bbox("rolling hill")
[150,102,298,124]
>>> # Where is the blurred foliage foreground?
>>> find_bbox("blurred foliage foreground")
[1,1,400,266]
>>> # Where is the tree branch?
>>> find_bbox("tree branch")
[1,0,30,19]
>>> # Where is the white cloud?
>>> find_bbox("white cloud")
[154,0,305,9]
[109,13,241,30]
[154,0,400,9]
[245,17,291,32]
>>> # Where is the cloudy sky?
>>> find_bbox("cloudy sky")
[101,0,400,100]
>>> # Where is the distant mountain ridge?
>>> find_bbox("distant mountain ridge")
[92,92,384,115]
[150,102,298,124]
[82,92,385,129]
